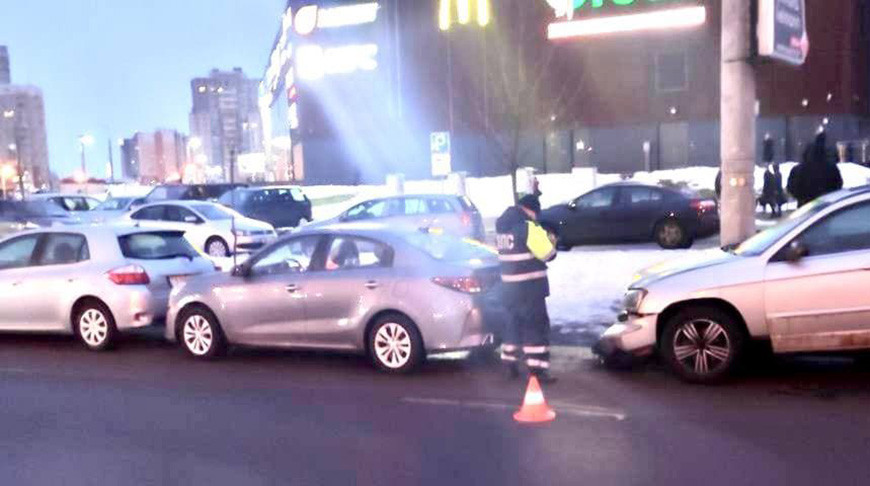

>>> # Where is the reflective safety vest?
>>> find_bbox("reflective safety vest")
[495,207,557,298]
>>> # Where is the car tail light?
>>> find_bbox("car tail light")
[432,276,483,294]
[107,264,150,285]
[461,212,472,227]
[690,199,717,212]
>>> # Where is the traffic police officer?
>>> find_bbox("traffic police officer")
[495,195,558,383]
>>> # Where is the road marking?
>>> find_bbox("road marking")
[401,397,626,421]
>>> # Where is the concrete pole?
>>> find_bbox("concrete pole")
[720,0,757,245]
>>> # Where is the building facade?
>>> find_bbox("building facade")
[0,46,9,85]
[189,68,263,182]
[120,130,188,183]
[259,0,870,185]
[0,84,50,190]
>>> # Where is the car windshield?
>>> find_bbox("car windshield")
[147,186,186,201]
[96,197,132,211]
[218,189,250,206]
[118,231,200,260]
[403,231,496,263]
[20,201,67,217]
[733,199,832,256]
[189,203,234,220]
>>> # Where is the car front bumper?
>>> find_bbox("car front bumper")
[593,314,658,359]
[234,235,276,252]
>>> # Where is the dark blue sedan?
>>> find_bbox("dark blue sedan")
[539,182,719,249]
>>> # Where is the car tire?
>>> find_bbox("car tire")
[205,237,230,258]
[74,300,118,351]
[368,314,424,374]
[654,219,688,249]
[661,306,745,384]
[178,306,227,360]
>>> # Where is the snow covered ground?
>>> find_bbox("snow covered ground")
[545,237,719,344]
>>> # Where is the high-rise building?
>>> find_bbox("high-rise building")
[189,68,263,181]
[0,85,50,189]
[0,46,10,85]
[120,130,188,183]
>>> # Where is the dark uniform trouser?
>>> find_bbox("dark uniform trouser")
[501,294,550,374]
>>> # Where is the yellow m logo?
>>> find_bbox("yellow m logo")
[439,0,491,30]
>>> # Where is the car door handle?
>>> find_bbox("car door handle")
[365,280,379,289]
[285,284,300,293]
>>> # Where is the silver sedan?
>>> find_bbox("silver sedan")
[0,226,215,350]
[167,224,500,373]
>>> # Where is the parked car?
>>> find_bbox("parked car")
[218,186,312,232]
[594,186,870,383]
[30,193,101,212]
[143,183,246,203]
[166,224,499,373]
[0,226,215,350]
[311,194,485,241]
[539,182,719,249]
[0,200,78,237]
[79,196,147,224]
[126,201,276,257]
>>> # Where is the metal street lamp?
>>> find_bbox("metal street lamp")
[78,133,95,178]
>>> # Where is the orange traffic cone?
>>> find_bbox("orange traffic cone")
[513,376,556,423]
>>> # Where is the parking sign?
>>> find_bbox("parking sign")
[430,131,452,176]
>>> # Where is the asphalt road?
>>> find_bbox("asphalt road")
[0,331,869,485]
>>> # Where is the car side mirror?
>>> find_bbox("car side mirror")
[784,241,809,263]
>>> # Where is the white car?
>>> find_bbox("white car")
[0,226,215,350]
[595,187,870,383]
[125,201,277,257]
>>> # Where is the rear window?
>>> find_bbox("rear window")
[147,186,187,201]
[118,232,200,260]
[403,232,496,263]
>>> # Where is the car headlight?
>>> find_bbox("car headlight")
[233,229,252,237]
[623,288,648,314]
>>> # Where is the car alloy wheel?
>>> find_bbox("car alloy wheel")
[206,238,229,258]
[75,301,118,351]
[183,314,215,357]
[672,319,731,376]
[662,306,745,384]
[374,323,412,369]
[656,220,685,249]
[79,309,109,348]
[368,315,423,373]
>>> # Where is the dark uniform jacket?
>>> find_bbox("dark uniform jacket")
[495,206,557,301]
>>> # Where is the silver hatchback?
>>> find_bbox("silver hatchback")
[166,224,499,373]
[0,226,215,350]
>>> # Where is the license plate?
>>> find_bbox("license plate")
[168,275,193,287]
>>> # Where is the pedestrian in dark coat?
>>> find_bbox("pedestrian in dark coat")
[761,163,786,217]
[787,133,843,207]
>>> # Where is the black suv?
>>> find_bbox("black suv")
[143,184,246,203]
[219,186,312,232]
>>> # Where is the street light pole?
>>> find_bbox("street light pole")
[720,0,757,246]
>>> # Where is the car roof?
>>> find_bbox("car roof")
[4,223,184,240]
[294,222,420,242]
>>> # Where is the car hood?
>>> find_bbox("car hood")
[632,248,737,288]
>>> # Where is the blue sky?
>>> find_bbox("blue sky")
[2,0,284,178]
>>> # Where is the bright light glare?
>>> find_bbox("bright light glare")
[2,109,13,118]
[188,136,203,150]
[457,0,470,24]
[439,0,451,30]
[547,6,706,40]
[80,134,95,146]
[73,169,87,183]
[1,165,15,179]
[317,3,379,29]
[297,44,379,81]
[295,5,318,35]
[477,0,490,26]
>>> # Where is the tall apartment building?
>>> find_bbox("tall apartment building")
[120,130,188,183]
[0,85,50,189]
[189,68,262,181]
[0,46,9,85]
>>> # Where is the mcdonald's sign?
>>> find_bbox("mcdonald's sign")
[439,0,491,30]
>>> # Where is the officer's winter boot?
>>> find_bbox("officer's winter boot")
[506,363,520,381]
[534,370,558,385]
